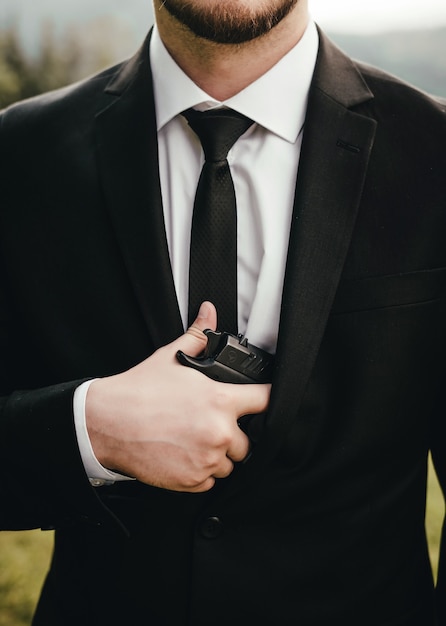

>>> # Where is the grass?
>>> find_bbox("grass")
[0,528,53,626]
[0,459,444,626]
[426,455,445,578]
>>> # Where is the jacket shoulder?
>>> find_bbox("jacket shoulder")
[354,58,446,117]
[0,61,125,135]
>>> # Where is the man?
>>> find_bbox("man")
[0,0,445,624]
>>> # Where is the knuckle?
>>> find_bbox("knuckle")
[192,477,215,492]
[185,325,207,343]
[223,459,235,476]
[199,448,220,470]
[207,422,233,449]
[182,470,209,490]
[218,426,233,448]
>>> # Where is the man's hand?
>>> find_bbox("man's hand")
[86,302,271,492]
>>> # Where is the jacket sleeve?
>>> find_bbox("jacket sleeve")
[0,383,110,531]
[0,108,115,532]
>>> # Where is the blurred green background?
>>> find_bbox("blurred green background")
[1,5,445,626]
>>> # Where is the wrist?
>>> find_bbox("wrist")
[85,377,118,471]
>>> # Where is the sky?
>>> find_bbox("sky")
[312,0,446,33]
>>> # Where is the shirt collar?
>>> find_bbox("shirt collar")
[150,19,319,143]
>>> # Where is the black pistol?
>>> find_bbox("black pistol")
[176,329,274,384]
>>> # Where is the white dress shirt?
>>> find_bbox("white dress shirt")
[74,20,319,485]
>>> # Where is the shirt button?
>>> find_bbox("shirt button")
[200,516,224,539]
[89,478,106,487]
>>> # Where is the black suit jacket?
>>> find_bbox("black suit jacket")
[0,29,445,626]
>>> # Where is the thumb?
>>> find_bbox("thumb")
[174,301,217,357]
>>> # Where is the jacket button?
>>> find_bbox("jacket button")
[200,516,224,539]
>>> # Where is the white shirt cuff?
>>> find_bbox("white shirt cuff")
[73,379,135,487]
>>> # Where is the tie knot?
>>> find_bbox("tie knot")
[182,108,254,163]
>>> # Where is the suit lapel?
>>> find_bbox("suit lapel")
[219,32,378,497]
[94,35,183,348]
[262,32,378,456]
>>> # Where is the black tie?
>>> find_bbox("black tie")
[182,108,254,334]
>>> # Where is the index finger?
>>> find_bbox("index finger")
[231,382,271,419]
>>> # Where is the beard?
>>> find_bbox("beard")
[158,0,299,44]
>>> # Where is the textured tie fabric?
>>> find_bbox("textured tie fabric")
[182,108,254,334]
